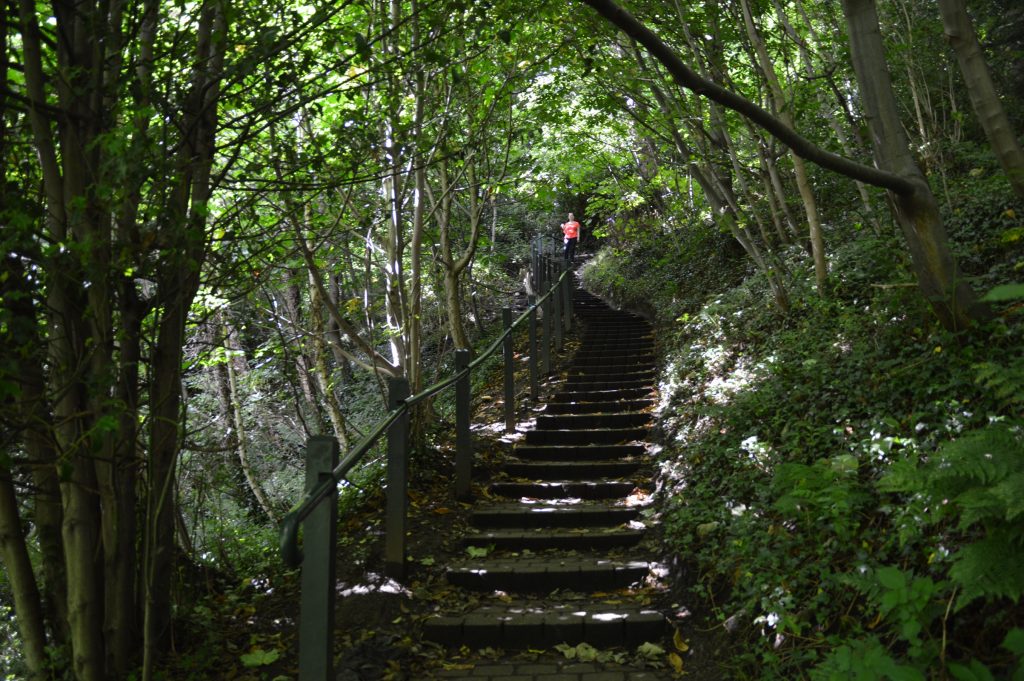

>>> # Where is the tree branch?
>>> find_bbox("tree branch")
[579,0,917,195]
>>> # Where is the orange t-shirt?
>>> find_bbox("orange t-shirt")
[561,220,580,239]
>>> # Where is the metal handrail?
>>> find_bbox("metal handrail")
[278,264,570,569]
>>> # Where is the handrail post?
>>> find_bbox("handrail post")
[562,261,573,333]
[299,436,339,681]
[385,377,410,580]
[541,261,552,375]
[528,294,539,401]
[537,246,547,295]
[502,307,515,433]
[552,261,563,353]
[536,236,544,292]
[455,349,473,501]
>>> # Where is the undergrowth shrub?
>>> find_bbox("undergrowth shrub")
[597,213,1024,678]
[581,219,747,325]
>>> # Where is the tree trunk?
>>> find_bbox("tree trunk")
[583,0,985,330]
[100,285,142,676]
[631,44,791,311]
[0,475,48,679]
[223,320,277,523]
[937,0,1024,199]
[842,0,985,330]
[738,0,828,294]
[143,2,226,676]
[308,282,350,450]
[783,0,884,234]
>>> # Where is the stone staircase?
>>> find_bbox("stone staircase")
[424,288,668,668]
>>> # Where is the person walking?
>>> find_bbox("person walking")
[561,213,581,265]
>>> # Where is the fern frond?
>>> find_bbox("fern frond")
[951,528,1024,610]
[929,424,1024,491]
[992,472,1024,522]
[974,360,1024,409]
[955,487,1010,529]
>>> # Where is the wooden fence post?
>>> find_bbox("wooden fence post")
[385,377,410,580]
[503,307,515,433]
[528,294,539,401]
[552,260,563,353]
[541,262,553,375]
[562,261,573,333]
[299,436,339,681]
[455,349,472,500]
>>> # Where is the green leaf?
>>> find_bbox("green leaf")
[1003,628,1024,655]
[981,283,1024,302]
[876,566,906,590]
[240,648,280,667]
[949,660,996,681]
[887,666,926,681]
[636,642,665,658]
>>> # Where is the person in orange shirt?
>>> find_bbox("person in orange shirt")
[560,212,581,265]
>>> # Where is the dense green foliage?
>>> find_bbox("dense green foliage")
[3,0,1024,677]
[583,162,1024,678]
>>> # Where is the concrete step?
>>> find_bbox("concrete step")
[561,378,653,392]
[512,443,646,461]
[524,427,646,446]
[573,349,655,363]
[544,399,654,415]
[576,330,652,339]
[470,501,640,529]
[446,557,656,592]
[566,371,657,385]
[567,364,657,376]
[548,387,653,402]
[565,372,653,385]
[424,601,666,648]
[462,527,644,552]
[535,412,652,431]
[571,357,656,370]
[504,460,643,479]
[490,480,638,499]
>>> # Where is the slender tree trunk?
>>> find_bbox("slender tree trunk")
[842,0,984,329]
[437,159,474,350]
[938,0,1024,199]
[143,2,226,676]
[223,322,277,523]
[308,282,350,449]
[100,288,142,676]
[0,475,48,679]
[776,0,884,234]
[407,0,426,395]
[760,141,802,241]
[759,154,792,245]
[632,44,790,311]
[584,0,985,330]
[739,0,828,293]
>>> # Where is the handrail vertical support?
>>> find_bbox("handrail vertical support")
[537,247,547,295]
[455,349,473,501]
[562,262,573,333]
[541,263,552,375]
[299,436,339,681]
[502,307,515,433]
[552,262,563,353]
[385,377,410,580]
[528,294,539,401]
